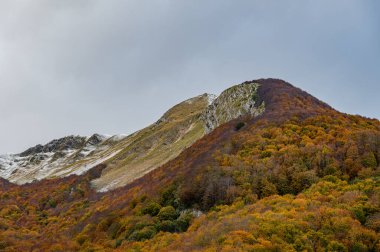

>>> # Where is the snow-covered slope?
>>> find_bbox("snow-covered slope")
[0,134,126,184]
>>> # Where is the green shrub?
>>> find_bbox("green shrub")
[134,221,149,231]
[107,222,121,239]
[291,170,319,194]
[352,206,366,224]
[327,241,347,252]
[352,242,367,252]
[175,211,193,232]
[0,241,9,250]
[159,220,176,232]
[260,150,272,158]
[141,202,161,216]
[75,234,89,246]
[128,226,156,241]
[160,185,179,208]
[48,199,57,208]
[114,239,123,248]
[130,198,138,209]
[235,122,245,131]
[157,206,178,221]
[361,152,377,168]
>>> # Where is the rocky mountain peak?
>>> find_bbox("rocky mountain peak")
[201,81,265,132]
[86,134,106,145]
[19,135,87,157]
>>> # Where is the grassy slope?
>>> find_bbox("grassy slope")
[91,94,209,191]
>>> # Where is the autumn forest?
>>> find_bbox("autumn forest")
[1,79,379,251]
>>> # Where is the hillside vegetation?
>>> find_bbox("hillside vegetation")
[0,79,379,251]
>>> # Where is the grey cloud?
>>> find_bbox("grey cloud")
[0,0,379,153]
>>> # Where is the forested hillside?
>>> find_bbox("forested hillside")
[0,79,379,251]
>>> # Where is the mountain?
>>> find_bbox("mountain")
[0,83,265,191]
[0,94,212,188]
[93,83,264,191]
[0,79,379,251]
[0,134,122,184]
[92,94,211,191]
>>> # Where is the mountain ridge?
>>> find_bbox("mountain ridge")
[0,83,268,190]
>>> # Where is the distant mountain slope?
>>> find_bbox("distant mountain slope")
[0,134,124,184]
[0,79,379,251]
[0,94,212,189]
[0,93,212,187]
[0,83,266,191]
[93,83,265,191]
[92,94,211,191]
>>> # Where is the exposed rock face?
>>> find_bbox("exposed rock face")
[20,136,86,157]
[86,134,105,145]
[202,82,265,132]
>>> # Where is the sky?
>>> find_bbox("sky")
[0,0,379,153]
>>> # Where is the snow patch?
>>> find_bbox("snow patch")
[108,134,128,141]
[207,94,217,105]
[70,149,122,176]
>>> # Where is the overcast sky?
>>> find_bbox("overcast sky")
[0,1,379,153]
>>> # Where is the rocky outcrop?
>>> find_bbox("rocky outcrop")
[20,136,87,157]
[0,134,112,184]
[86,134,107,145]
[201,82,265,132]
